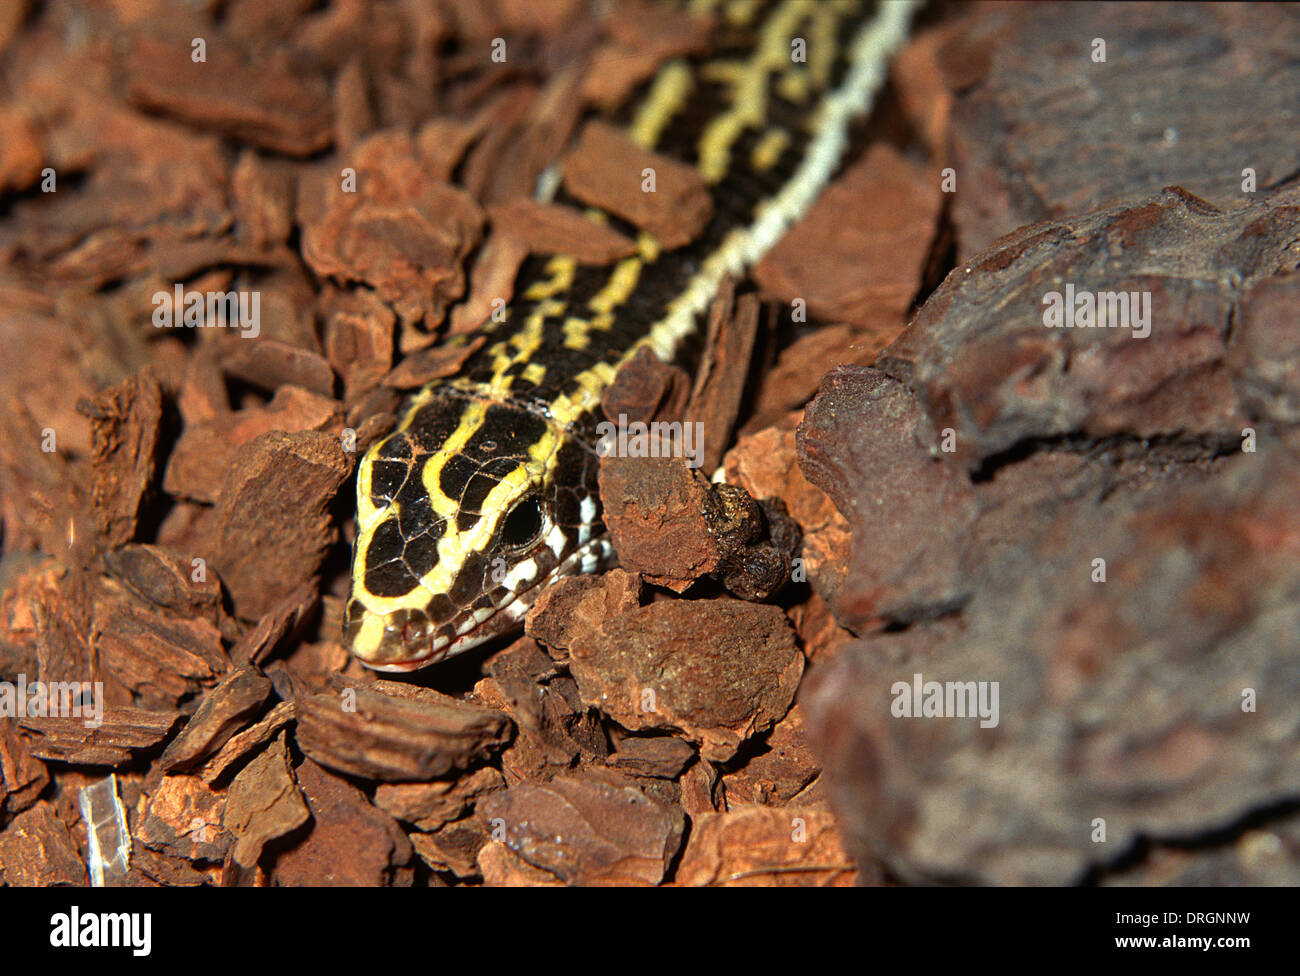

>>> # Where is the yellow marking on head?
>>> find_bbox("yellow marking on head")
[751,127,791,171]
[353,613,388,655]
[353,401,490,618]
[698,0,815,184]
[350,397,487,621]
[522,361,547,385]
[421,400,488,521]
[405,397,550,606]
[355,380,448,532]
[355,439,384,531]
[351,391,576,637]
[444,420,565,585]
[627,61,695,151]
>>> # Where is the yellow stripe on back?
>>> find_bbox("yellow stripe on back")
[698,0,813,185]
[345,1,923,668]
[544,1,920,431]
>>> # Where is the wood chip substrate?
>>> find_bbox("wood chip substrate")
[2,1,1298,887]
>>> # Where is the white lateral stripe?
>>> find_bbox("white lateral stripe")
[635,0,921,365]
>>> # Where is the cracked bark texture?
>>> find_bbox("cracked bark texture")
[940,1,1300,257]
[798,182,1300,884]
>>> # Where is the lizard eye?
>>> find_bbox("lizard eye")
[499,497,544,550]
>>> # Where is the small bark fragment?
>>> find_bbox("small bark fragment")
[674,807,859,887]
[223,732,310,869]
[479,773,685,885]
[562,121,712,251]
[295,681,512,782]
[159,666,273,774]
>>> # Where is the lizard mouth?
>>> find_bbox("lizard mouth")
[359,535,613,673]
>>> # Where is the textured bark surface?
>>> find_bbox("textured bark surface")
[2,0,1293,889]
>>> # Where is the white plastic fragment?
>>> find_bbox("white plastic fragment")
[79,773,132,887]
